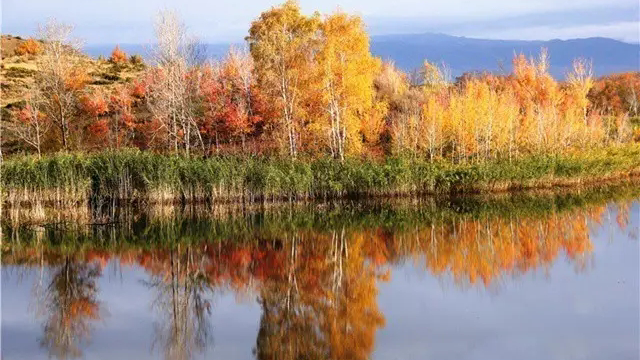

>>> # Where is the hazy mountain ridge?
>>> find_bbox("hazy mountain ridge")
[370,33,639,78]
[84,33,639,79]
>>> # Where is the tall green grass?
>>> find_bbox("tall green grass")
[2,145,639,206]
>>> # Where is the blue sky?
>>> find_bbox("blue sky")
[1,0,639,44]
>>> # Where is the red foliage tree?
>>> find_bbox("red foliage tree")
[588,72,640,117]
[109,85,136,148]
[80,91,110,149]
[196,51,273,155]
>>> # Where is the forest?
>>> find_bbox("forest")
[1,0,639,204]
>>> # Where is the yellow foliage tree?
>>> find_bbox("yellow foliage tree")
[247,0,320,158]
[316,12,379,160]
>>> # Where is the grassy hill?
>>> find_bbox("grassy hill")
[1,35,145,109]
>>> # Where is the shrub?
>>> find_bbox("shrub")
[102,72,121,82]
[15,38,40,56]
[109,45,127,64]
[129,54,144,66]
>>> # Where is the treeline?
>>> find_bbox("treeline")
[2,1,639,162]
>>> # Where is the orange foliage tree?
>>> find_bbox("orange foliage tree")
[588,72,640,117]
[109,45,128,64]
[15,38,41,56]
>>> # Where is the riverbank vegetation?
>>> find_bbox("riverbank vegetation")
[2,145,639,206]
[1,1,639,205]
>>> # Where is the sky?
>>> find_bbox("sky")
[1,0,639,44]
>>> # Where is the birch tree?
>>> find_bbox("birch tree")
[35,19,86,151]
[317,12,378,160]
[147,10,203,155]
[7,87,52,158]
[247,0,319,158]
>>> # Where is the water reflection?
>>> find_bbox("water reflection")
[144,246,213,360]
[33,257,104,359]
[2,189,639,360]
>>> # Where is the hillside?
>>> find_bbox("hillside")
[0,35,145,108]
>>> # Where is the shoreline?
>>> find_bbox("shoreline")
[3,170,640,209]
[6,179,640,238]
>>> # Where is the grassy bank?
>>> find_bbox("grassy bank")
[2,145,640,206]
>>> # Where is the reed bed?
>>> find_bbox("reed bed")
[3,182,639,251]
[2,145,640,207]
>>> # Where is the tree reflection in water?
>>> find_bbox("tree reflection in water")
[254,230,386,360]
[3,193,636,360]
[36,256,103,359]
[143,245,213,360]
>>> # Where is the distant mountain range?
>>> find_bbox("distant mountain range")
[370,33,639,78]
[84,33,639,79]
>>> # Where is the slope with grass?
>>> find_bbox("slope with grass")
[0,35,145,109]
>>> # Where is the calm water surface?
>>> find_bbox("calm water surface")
[2,195,639,360]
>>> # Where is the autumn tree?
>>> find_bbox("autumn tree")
[97,85,137,149]
[79,85,136,149]
[15,38,41,56]
[109,45,128,64]
[146,10,203,155]
[80,90,109,148]
[197,48,270,154]
[373,61,409,151]
[222,47,264,149]
[197,65,225,153]
[247,0,320,158]
[588,72,640,117]
[6,87,52,158]
[316,12,379,160]
[566,58,594,123]
[35,19,87,151]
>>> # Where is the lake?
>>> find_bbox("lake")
[2,191,639,360]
